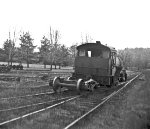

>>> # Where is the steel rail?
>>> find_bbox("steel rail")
[0,95,81,126]
[22,84,49,88]
[8,83,49,88]
[0,91,54,100]
[0,83,49,89]
[0,89,68,100]
[101,81,126,100]
[0,96,74,112]
[64,74,140,129]
[102,91,116,100]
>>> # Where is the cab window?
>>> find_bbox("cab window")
[78,50,86,56]
[88,51,91,57]
[78,48,109,59]
[91,49,102,57]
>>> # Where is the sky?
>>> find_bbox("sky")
[0,0,150,50]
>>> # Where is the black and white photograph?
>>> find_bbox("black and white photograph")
[0,0,150,129]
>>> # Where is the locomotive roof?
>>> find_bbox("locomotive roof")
[77,42,117,53]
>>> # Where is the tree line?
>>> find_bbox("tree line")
[118,48,150,69]
[0,28,77,69]
[0,28,149,70]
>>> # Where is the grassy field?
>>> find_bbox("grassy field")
[0,62,73,70]
[72,70,150,129]
[0,61,143,129]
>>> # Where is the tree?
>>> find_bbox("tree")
[69,44,78,66]
[58,45,70,67]
[81,33,93,44]
[15,47,23,64]
[0,48,5,61]
[39,36,50,68]
[19,32,36,68]
[118,48,132,68]
[3,38,15,65]
[49,27,61,69]
[118,47,150,70]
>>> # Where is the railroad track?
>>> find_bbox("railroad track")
[0,89,76,126]
[0,73,140,128]
[0,89,70,109]
[0,84,51,99]
[0,90,54,100]
[0,88,69,101]
[0,96,71,112]
[1,83,49,89]
[64,74,140,129]
[0,96,80,128]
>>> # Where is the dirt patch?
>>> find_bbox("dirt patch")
[73,71,150,129]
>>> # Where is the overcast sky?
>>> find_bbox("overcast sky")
[0,0,150,50]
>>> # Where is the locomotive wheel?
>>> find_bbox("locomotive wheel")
[76,79,84,93]
[67,76,72,80]
[67,76,75,80]
[53,77,61,93]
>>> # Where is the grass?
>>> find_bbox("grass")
[0,64,73,100]
[0,61,73,70]
[0,62,141,129]
[71,71,150,129]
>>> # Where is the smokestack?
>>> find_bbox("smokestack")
[96,41,101,44]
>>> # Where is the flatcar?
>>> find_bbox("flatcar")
[51,41,126,92]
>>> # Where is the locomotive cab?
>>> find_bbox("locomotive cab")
[72,41,123,86]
